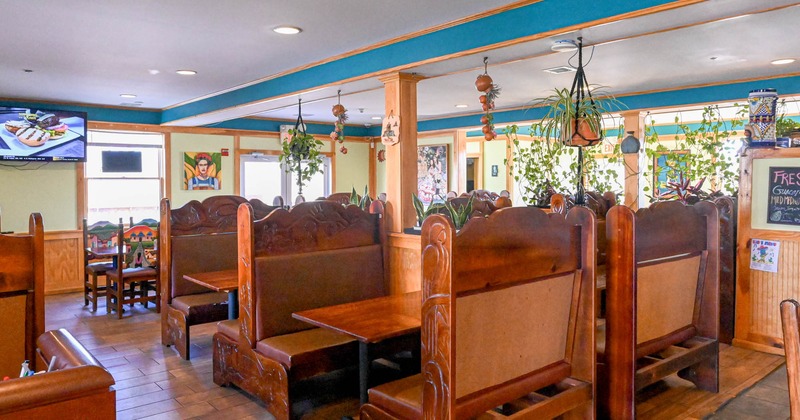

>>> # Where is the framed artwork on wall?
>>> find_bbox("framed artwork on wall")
[653,150,688,196]
[417,144,448,205]
[183,152,222,190]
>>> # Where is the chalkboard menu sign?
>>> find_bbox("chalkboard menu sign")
[767,166,800,226]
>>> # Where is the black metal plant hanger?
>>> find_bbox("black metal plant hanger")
[294,98,306,195]
[567,36,599,206]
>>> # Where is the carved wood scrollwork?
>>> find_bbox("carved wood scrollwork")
[170,196,280,236]
[421,215,452,419]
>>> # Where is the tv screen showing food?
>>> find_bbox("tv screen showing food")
[0,106,87,162]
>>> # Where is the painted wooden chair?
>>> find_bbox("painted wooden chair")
[83,219,117,312]
[360,206,596,419]
[106,219,160,318]
[0,213,45,377]
[598,200,720,419]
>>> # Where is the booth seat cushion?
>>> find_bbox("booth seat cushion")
[171,292,228,321]
[255,328,358,373]
[107,267,157,280]
[367,373,423,419]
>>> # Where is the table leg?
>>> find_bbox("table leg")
[359,341,370,405]
[228,290,238,319]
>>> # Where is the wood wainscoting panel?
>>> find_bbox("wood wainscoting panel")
[387,233,421,294]
[43,230,83,294]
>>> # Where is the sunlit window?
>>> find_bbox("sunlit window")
[85,131,163,225]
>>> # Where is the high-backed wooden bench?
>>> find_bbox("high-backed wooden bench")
[0,329,115,419]
[598,200,720,419]
[213,200,388,420]
[361,206,597,419]
[0,213,44,378]
[160,195,281,359]
[781,299,800,420]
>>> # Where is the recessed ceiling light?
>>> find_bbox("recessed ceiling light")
[120,93,137,98]
[371,116,382,120]
[176,69,197,75]
[455,104,469,108]
[273,26,302,35]
[148,69,160,75]
[771,58,796,65]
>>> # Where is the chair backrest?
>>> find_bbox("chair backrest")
[605,201,719,415]
[420,206,596,419]
[121,221,159,269]
[0,213,45,377]
[238,200,388,345]
[781,299,800,420]
[159,196,282,300]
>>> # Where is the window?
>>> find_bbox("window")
[85,131,163,225]
[240,153,330,204]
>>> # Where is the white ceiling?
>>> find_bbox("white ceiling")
[1,0,799,129]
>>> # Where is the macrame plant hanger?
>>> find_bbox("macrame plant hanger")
[567,37,600,206]
[294,98,307,195]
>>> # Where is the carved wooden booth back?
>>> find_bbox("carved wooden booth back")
[160,196,281,299]
[420,206,596,419]
[237,200,388,347]
[604,200,719,414]
[0,213,44,377]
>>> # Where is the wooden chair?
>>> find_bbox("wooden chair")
[106,220,160,319]
[82,219,117,312]
[361,206,596,419]
[0,213,45,377]
[598,201,720,419]
[780,299,800,420]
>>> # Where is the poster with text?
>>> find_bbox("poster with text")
[750,238,780,273]
[183,152,222,190]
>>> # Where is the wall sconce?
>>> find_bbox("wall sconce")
[621,131,641,154]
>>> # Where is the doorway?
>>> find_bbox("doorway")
[466,156,481,192]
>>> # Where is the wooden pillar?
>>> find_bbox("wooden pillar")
[622,111,644,210]
[380,73,421,232]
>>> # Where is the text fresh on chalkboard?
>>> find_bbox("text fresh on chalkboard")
[768,166,800,226]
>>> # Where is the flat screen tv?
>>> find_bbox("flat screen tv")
[0,106,87,162]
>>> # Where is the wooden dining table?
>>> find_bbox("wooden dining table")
[293,291,422,405]
[183,269,239,319]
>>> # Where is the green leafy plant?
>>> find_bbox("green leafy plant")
[655,173,708,204]
[531,87,626,147]
[279,128,324,194]
[412,193,445,227]
[443,195,474,230]
[642,104,746,201]
[349,186,373,210]
[776,100,800,138]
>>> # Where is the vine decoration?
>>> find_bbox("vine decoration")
[331,90,348,154]
[475,57,501,140]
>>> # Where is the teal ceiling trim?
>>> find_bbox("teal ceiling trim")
[422,75,800,134]
[161,0,678,124]
[0,100,161,125]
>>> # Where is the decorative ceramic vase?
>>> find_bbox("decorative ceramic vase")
[748,88,778,146]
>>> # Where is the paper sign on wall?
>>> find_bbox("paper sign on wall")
[750,238,780,273]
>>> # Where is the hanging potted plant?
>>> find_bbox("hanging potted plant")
[279,99,324,196]
[532,86,624,147]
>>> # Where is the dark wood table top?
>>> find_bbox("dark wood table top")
[183,269,238,293]
[293,291,422,343]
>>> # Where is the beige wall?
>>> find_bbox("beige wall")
[0,163,78,233]
[483,139,507,193]
[334,140,370,193]
[376,142,387,196]
[240,134,282,151]
[170,133,236,208]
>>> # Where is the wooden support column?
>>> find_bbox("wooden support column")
[622,111,644,210]
[456,130,468,193]
[380,73,421,232]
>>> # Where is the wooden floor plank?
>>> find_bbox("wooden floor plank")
[43,292,786,419]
